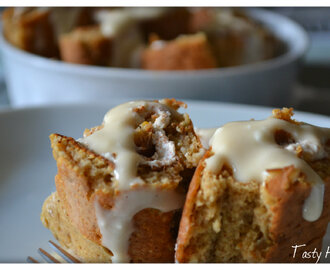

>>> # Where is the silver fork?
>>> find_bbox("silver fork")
[27,240,81,263]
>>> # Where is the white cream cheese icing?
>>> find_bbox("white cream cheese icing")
[95,187,185,263]
[95,7,169,38]
[205,117,330,222]
[79,101,179,190]
[195,128,217,149]
[215,8,250,31]
[78,101,184,262]
[95,9,145,68]
[150,40,167,50]
[95,9,134,37]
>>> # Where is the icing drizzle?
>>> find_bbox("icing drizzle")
[79,101,185,262]
[206,117,329,222]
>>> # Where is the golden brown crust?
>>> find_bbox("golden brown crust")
[50,133,116,243]
[188,8,245,67]
[175,151,212,262]
[177,153,330,262]
[59,26,112,66]
[41,192,113,262]
[42,192,181,263]
[176,109,330,262]
[46,100,204,262]
[142,33,217,70]
[50,133,185,262]
[2,7,58,58]
[263,166,330,263]
[3,7,281,69]
[272,107,297,124]
[188,8,282,67]
[55,157,105,243]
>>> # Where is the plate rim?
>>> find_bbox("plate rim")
[1,99,330,125]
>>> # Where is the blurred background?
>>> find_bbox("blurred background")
[0,7,329,115]
[271,7,330,116]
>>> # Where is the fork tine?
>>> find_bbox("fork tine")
[27,256,39,263]
[38,248,60,263]
[48,240,81,263]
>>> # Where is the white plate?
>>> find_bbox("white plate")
[0,100,329,263]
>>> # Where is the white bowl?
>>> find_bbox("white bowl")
[0,8,308,107]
